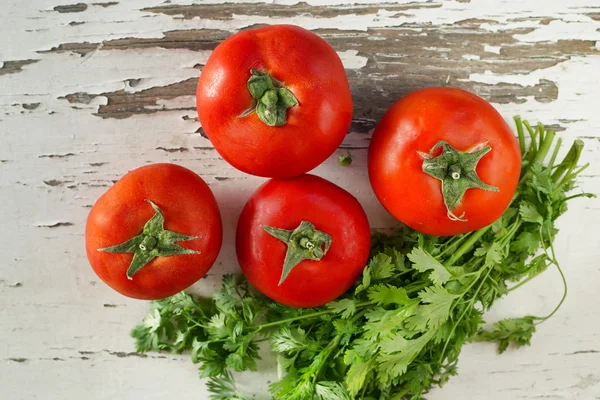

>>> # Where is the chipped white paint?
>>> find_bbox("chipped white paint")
[1,1,599,400]
[483,44,501,54]
[337,49,369,70]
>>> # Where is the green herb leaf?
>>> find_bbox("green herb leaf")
[338,153,353,167]
[405,286,458,331]
[367,284,410,306]
[129,117,591,400]
[519,201,544,224]
[474,317,537,354]
[327,298,358,319]
[377,330,435,384]
[408,248,452,284]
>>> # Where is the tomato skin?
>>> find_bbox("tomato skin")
[368,87,522,236]
[197,25,353,178]
[236,175,371,308]
[85,164,222,300]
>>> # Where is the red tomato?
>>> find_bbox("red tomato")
[236,174,371,308]
[85,164,222,300]
[368,87,521,236]
[197,25,353,178]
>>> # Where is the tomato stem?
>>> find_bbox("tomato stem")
[421,140,499,222]
[245,69,298,126]
[98,200,200,279]
[263,221,332,286]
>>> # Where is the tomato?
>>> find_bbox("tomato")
[85,164,222,300]
[197,25,353,178]
[236,174,371,308]
[368,87,521,236]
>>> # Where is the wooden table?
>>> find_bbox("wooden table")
[2,1,599,399]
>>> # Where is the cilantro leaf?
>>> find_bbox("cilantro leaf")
[408,248,452,284]
[206,371,248,400]
[474,242,504,267]
[519,201,544,224]
[370,253,396,280]
[365,306,417,339]
[405,286,458,331]
[368,284,410,305]
[511,231,541,254]
[377,330,435,384]
[345,359,374,397]
[474,317,537,353]
[315,381,352,400]
[129,120,590,400]
[327,298,358,319]
[270,327,319,353]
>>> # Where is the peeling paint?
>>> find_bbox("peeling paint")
[572,374,600,390]
[126,78,142,88]
[566,350,600,355]
[35,222,74,228]
[53,3,88,13]
[141,2,442,20]
[155,146,188,152]
[22,103,40,110]
[0,280,22,288]
[44,180,65,186]
[38,153,76,159]
[2,3,600,400]
[51,24,597,123]
[0,60,39,76]
[108,351,147,358]
[40,42,100,57]
[63,78,197,119]
[92,2,118,7]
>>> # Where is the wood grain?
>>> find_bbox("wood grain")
[1,1,599,399]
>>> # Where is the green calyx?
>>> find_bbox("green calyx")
[98,200,200,279]
[263,221,332,286]
[245,69,298,126]
[421,141,499,221]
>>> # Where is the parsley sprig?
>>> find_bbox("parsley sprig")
[131,117,593,399]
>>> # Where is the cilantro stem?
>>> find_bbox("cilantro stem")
[524,120,538,164]
[546,137,562,172]
[562,192,596,202]
[555,162,589,194]
[445,226,491,266]
[192,321,209,330]
[255,284,431,333]
[519,125,556,183]
[312,334,341,383]
[256,309,334,331]
[537,122,545,145]
[551,139,583,182]
[514,116,526,156]
[436,232,471,259]
[499,216,522,247]
[508,274,537,293]
[534,128,555,166]
[534,230,568,323]
[390,386,410,400]
[439,264,494,364]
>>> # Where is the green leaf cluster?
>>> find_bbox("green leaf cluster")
[131,118,593,399]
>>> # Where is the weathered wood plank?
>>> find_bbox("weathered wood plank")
[1,1,599,399]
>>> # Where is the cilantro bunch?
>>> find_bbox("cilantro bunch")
[131,117,593,400]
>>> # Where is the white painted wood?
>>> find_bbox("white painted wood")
[1,1,599,399]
